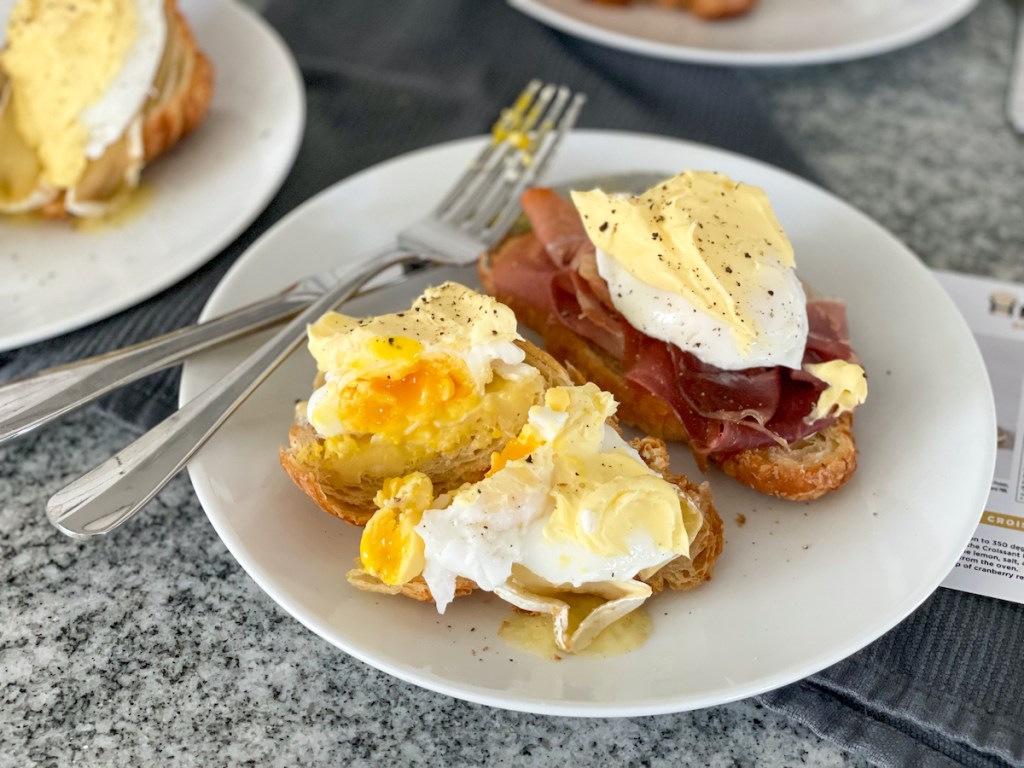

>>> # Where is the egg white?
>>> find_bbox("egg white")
[416,422,680,614]
[81,0,167,161]
[596,246,809,371]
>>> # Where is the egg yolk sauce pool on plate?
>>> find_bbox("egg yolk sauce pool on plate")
[349,383,706,655]
[571,170,867,435]
[297,282,547,494]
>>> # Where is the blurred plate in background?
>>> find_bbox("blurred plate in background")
[508,0,978,66]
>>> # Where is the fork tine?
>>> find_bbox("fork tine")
[464,85,573,232]
[433,79,543,216]
[397,82,584,262]
[438,83,560,225]
[481,90,587,245]
[439,143,516,224]
[512,82,559,140]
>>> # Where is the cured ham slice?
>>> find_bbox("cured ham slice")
[490,188,859,459]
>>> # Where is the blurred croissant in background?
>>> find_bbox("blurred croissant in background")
[589,0,757,20]
[0,0,213,218]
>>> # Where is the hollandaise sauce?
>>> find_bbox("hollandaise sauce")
[499,596,653,659]
[72,182,155,232]
[571,169,809,371]
[2,0,140,187]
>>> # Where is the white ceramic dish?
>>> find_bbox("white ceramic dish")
[507,0,978,66]
[182,131,995,716]
[0,0,304,352]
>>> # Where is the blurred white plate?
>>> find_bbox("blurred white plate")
[508,0,978,66]
[0,0,304,351]
[182,131,995,716]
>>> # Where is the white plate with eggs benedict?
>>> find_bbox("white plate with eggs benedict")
[508,0,978,67]
[0,0,304,352]
[181,131,995,716]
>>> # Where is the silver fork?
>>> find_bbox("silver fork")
[0,81,577,445]
[46,80,585,539]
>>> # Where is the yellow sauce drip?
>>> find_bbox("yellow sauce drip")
[71,181,155,232]
[499,595,653,659]
[804,359,868,422]
[1,180,153,228]
[0,210,43,227]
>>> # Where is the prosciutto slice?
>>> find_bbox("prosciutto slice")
[494,188,858,457]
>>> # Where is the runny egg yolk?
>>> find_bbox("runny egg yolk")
[486,425,544,477]
[360,473,432,586]
[329,336,478,440]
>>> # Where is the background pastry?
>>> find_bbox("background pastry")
[0,0,213,217]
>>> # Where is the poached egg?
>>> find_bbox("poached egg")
[571,170,808,371]
[301,282,546,476]
[355,383,705,653]
[0,0,167,215]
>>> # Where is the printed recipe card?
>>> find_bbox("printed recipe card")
[938,269,1024,604]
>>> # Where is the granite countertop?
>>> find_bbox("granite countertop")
[2,1,1022,766]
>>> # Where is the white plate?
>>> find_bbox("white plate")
[508,0,978,66]
[0,0,304,352]
[182,131,995,716]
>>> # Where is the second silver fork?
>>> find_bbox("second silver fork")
[46,80,585,539]
[0,81,580,445]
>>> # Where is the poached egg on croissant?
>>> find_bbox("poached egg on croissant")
[298,282,547,482]
[353,383,706,653]
[572,170,809,371]
[571,170,867,421]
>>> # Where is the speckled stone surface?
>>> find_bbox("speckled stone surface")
[1,410,864,767]
[2,1,1021,766]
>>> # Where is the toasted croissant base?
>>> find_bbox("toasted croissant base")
[656,0,757,19]
[718,413,856,502]
[142,0,214,164]
[631,437,724,592]
[479,232,859,501]
[279,339,572,527]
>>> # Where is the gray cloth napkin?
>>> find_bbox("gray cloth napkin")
[762,589,1024,767]
[3,1,1020,766]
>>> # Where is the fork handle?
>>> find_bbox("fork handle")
[0,291,313,444]
[46,249,419,538]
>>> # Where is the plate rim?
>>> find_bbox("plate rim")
[0,0,306,351]
[506,0,979,67]
[185,129,996,716]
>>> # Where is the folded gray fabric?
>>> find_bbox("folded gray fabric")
[761,588,1024,767]
[3,2,1019,766]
